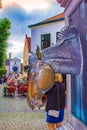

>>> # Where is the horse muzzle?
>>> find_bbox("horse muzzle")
[27,97,35,110]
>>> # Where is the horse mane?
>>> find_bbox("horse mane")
[57,26,78,44]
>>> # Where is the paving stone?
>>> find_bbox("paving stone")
[0,84,67,130]
[0,84,48,130]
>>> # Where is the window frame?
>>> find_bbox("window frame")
[41,33,51,50]
[56,32,60,43]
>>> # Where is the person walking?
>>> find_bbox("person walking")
[43,74,65,130]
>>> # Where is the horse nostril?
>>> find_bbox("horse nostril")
[29,100,35,110]
[31,107,34,110]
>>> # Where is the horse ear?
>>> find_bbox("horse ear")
[36,45,42,60]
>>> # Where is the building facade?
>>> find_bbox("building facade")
[23,34,31,77]
[9,58,21,74]
[29,12,65,53]
[57,0,87,130]
[6,57,21,74]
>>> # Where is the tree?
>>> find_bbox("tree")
[0,18,11,77]
[0,17,11,67]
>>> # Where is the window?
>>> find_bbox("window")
[56,32,60,43]
[41,34,50,50]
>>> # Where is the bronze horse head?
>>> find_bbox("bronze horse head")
[27,61,55,109]
[27,26,83,109]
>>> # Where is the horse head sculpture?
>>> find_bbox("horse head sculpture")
[27,61,55,109]
[27,26,83,109]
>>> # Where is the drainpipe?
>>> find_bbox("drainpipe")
[66,74,72,123]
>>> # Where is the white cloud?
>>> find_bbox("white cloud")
[7,39,24,61]
[2,0,57,12]
[1,0,63,62]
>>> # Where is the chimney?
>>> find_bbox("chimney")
[9,53,11,59]
[26,34,27,38]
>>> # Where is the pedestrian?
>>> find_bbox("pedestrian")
[3,83,7,96]
[43,74,65,130]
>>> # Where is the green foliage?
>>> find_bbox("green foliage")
[0,18,11,67]
[0,67,7,78]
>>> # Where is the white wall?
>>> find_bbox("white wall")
[9,59,21,73]
[30,21,65,53]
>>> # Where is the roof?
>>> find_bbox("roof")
[5,58,21,66]
[11,58,21,61]
[28,12,65,28]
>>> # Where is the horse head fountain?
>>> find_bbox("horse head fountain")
[27,25,83,109]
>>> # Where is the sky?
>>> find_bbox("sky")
[0,0,64,62]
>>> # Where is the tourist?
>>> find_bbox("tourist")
[43,74,65,130]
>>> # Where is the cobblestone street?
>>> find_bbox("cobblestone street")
[0,84,48,130]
